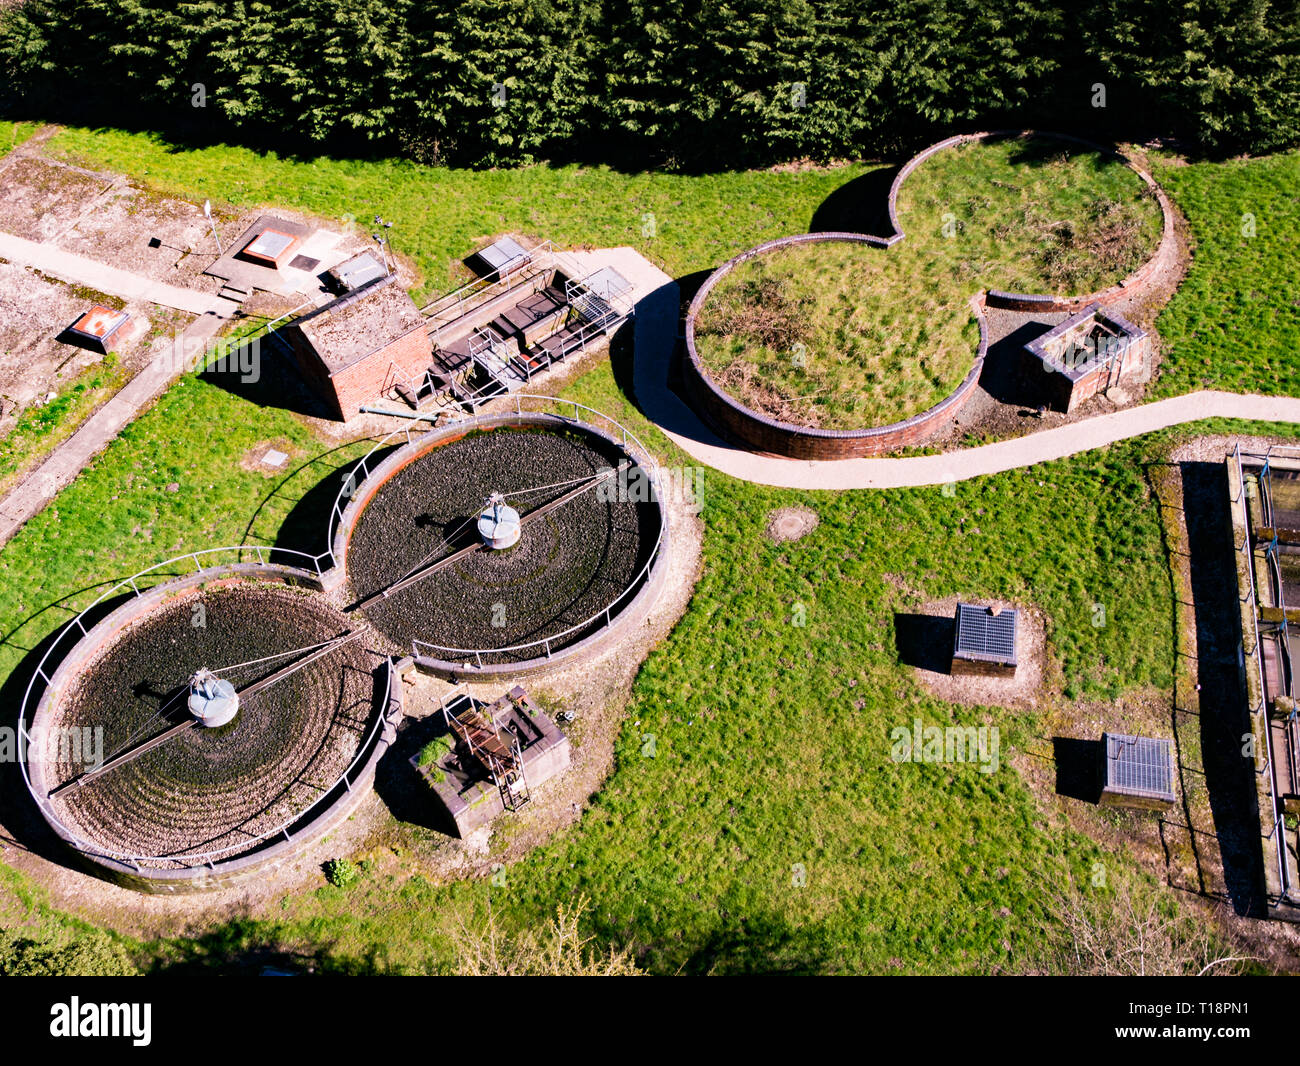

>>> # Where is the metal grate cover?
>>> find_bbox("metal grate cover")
[476,236,531,276]
[1103,733,1174,799]
[954,602,1017,663]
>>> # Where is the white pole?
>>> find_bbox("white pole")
[204,200,224,255]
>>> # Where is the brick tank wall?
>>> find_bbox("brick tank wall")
[681,130,1174,459]
[684,243,987,459]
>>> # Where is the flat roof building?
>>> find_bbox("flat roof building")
[280,274,430,420]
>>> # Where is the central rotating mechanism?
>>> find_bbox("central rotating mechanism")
[342,419,666,667]
[477,492,522,549]
[187,667,240,727]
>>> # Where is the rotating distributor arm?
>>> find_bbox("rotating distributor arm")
[348,460,632,611]
[47,630,364,800]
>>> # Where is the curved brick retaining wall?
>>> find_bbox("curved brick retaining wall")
[683,130,1173,459]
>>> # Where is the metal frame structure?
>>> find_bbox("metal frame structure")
[438,687,531,812]
[410,242,636,410]
[1232,442,1300,904]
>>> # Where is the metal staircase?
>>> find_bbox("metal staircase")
[444,698,531,812]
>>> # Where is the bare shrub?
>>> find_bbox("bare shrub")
[1036,196,1149,291]
[704,275,808,352]
[1041,874,1258,976]
[451,896,643,976]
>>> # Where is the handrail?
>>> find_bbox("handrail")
[1234,443,1293,900]
[327,393,661,563]
[18,546,387,869]
[412,532,665,666]
[420,240,557,333]
[33,658,394,870]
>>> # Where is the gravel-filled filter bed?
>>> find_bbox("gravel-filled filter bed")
[346,426,661,663]
[46,582,377,865]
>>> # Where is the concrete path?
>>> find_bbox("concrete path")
[618,252,1300,489]
[0,310,228,546]
[0,230,229,316]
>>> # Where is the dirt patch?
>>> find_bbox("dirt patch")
[0,156,117,243]
[239,438,304,477]
[765,506,819,543]
[0,260,181,424]
[0,145,389,306]
[902,595,1050,710]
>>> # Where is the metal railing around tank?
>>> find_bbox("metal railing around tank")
[327,395,667,667]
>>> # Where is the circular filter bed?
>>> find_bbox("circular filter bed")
[691,135,1162,432]
[44,582,376,865]
[346,425,661,663]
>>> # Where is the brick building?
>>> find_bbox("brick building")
[280,274,430,420]
[1023,303,1150,413]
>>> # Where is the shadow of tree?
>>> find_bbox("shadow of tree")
[808,163,897,236]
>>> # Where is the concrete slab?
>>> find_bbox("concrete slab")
[0,230,228,316]
[205,214,314,295]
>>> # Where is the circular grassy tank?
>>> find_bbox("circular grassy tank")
[337,412,667,673]
[28,572,381,880]
[687,131,1163,445]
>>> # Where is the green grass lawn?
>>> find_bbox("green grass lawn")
[0,352,1223,976]
[44,126,874,300]
[0,120,40,158]
[0,124,1294,975]
[694,136,1161,430]
[1150,151,1300,399]
[0,341,1228,974]
[0,357,128,498]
